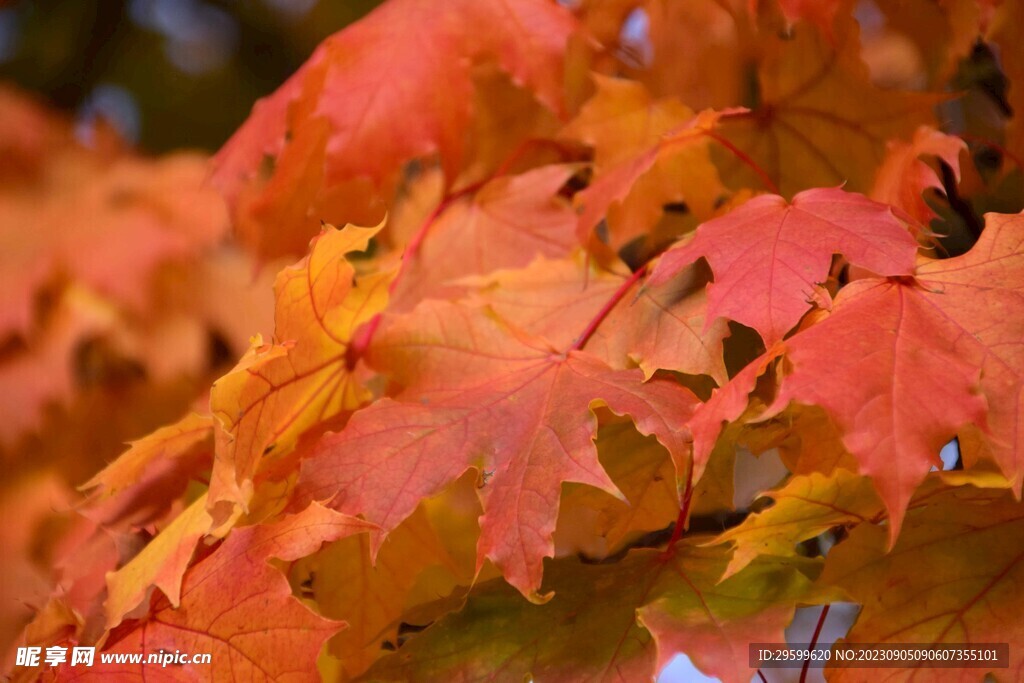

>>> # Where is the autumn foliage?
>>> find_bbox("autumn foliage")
[5,0,1024,681]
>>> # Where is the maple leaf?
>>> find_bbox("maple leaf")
[594,262,732,383]
[636,551,828,683]
[0,287,116,447]
[613,0,751,111]
[740,403,858,476]
[771,278,988,538]
[912,212,1024,489]
[870,125,966,228]
[296,300,698,600]
[207,222,391,522]
[390,165,579,311]
[771,212,1024,535]
[364,544,823,683]
[561,75,695,167]
[11,600,82,682]
[293,486,478,679]
[210,0,575,256]
[571,104,734,249]
[716,15,942,196]
[10,1,1024,679]
[0,87,266,460]
[0,151,227,338]
[687,345,783,479]
[81,412,213,524]
[57,504,374,682]
[689,424,742,517]
[818,488,1024,682]
[554,419,680,559]
[210,54,389,260]
[709,469,882,579]
[459,255,626,349]
[465,255,729,382]
[649,187,919,345]
[457,68,564,188]
[103,493,213,630]
[0,474,86,657]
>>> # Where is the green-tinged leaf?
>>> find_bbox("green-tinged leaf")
[363,543,824,683]
[708,470,882,579]
[819,488,1024,682]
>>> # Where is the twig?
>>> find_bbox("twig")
[799,604,831,683]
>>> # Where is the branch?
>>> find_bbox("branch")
[800,604,831,683]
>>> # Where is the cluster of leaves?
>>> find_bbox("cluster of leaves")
[0,87,282,460]
[8,0,1024,681]
[0,87,278,653]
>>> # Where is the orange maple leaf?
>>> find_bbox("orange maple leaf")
[716,15,942,196]
[296,300,697,600]
[208,223,391,522]
[210,0,577,257]
[870,125,966,229]
[56,504,373,682]
[650,187,918,346]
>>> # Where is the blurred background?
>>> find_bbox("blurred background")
[0,0,400,489]
[0,2,384,657]
[0,0,380,152]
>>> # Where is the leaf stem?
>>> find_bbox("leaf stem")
[347,140,578,368]
[344,197,455,368]
[799,604,831,683]
[702,129,781,195]
[665,462,695,550]
[569,258,701,552]
[569,265,648,351]
[346,313,383,369]
[403,183,480,262]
